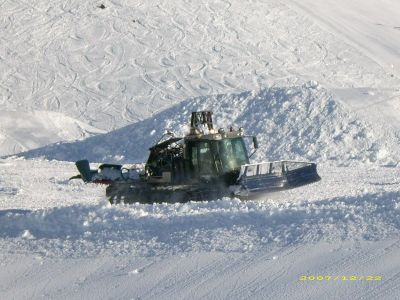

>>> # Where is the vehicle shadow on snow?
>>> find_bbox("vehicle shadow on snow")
[0,191,399,256]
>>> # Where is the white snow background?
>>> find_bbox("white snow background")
[1,0,400,299]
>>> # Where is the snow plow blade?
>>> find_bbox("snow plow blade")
[235,161,320,197]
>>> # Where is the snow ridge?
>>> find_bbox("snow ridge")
[18,83,396,165]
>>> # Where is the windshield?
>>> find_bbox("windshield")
[215,138,249,173]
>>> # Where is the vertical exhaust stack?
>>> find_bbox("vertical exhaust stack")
[190,111,214,135]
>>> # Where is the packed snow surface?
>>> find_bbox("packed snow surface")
[288,0,400,78]
[1,0,399,156]
[1,0,400,299]
[0,158,399,299]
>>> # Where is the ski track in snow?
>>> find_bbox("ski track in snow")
[1,0,400,299]
[1,0,400,156]
[287,0,400,79]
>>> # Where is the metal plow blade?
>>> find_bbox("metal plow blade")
[236,161,321,196]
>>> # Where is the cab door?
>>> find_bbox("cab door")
[187,140,217,177]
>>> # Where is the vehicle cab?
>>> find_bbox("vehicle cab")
[144,111,257,186]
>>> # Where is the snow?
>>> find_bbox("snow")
[287,0,400,78]
[18,84,400,166]
[0,158,399,298]
[1,0,400,299]
[2,0,399,155]
[0,110,105,156]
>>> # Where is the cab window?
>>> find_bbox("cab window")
[189,141,215,175]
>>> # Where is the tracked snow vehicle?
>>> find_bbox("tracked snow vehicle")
[74,111,320,203]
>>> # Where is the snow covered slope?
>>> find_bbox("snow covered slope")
[286,0,400,165]
[1,0,399,155]
[1,0,400,299]
[0,110,104,156]
[288,0,400,78]
[19,83,399,166]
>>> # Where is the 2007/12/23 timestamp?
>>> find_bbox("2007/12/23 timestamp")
[299,275,382,281]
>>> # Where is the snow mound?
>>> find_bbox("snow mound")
[1,191,399,257]
[19,83,397,165]
[0,111,105,156]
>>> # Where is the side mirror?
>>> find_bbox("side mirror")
[248,136,259,159]
[252,136,259,149]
